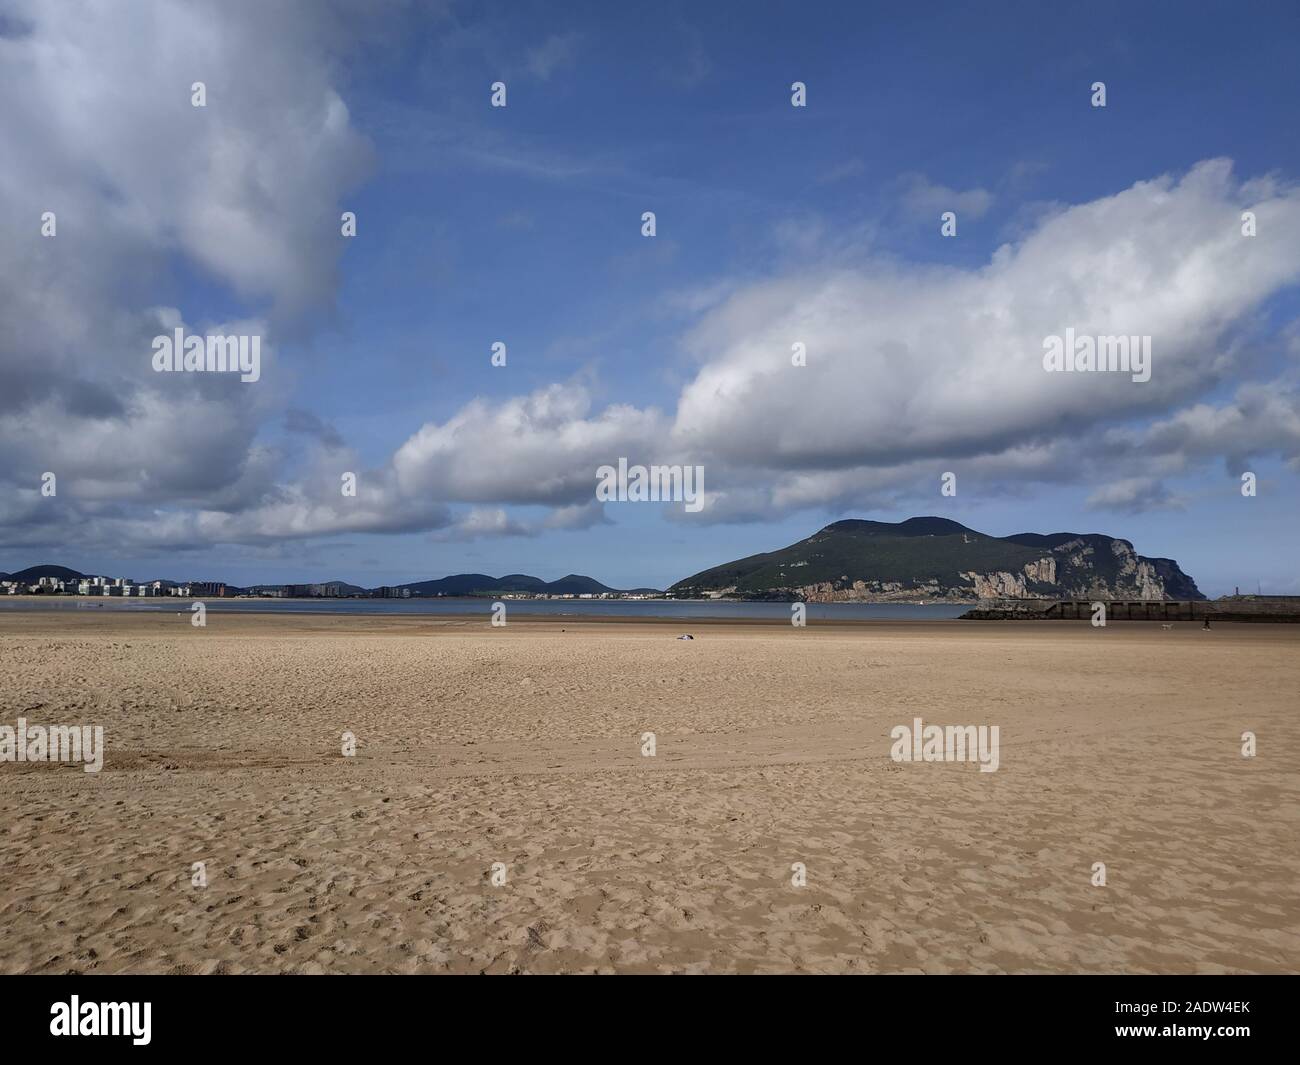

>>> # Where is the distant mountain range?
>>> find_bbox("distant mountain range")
[397,573,660,597]
[669,516,1205,602]
[0,564,87,583]
[1,564,660,597]
[4,518,1206,603]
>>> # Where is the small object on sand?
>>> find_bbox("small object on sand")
[1161,623,1173,630]
[676,633,694,640]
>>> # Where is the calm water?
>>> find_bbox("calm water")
[0,597,968,621]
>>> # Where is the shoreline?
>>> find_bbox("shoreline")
[2,607,1290,635]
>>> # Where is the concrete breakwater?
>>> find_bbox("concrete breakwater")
[960,595,1300,622]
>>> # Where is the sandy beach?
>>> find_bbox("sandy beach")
[1,610,1297,974]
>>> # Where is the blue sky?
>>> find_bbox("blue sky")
[2,0,1299,595]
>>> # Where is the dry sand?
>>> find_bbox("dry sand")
[1,609,1297,974]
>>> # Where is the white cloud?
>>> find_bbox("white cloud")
[899,173,994,221]
[672,160,1300,480]
[376,160,1300,530]
[430,507,534,542]
[0,0,376,547]
[392,383,669,506]
[542,500,611,530]
[1086,477,1188,513]
[526,32,582,80]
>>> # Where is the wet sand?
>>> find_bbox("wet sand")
[1,610,1297,973]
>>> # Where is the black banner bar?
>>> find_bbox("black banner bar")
[2,974,1289,1052]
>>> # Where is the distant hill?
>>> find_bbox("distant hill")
[398,572,658,596]
[319,580,367,595]
[3,564,659,597]
[5,564,88,583]
[669,516,1204,602]
[399,573,522,596]
[544,574,617,596]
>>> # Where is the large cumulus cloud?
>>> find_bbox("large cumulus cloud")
[0,0,375,548]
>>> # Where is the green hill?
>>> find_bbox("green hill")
[669,517,1203,602]
[397,573,656,596]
